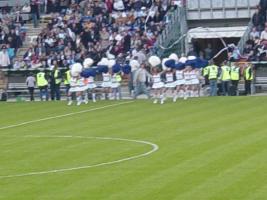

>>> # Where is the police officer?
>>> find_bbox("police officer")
[220,61,231,96]
[50,63,62,100]
[36,69,48,101]
[244,64,254,95]
[206,60,219,96]
[230,64,240,96]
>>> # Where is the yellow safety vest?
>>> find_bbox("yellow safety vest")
[36,72,48,87]
[245,66,253,80]
[231,66,240,81]
[64,70,71,85]
[54,69,61,84]
[207,65,218,80]
[203,67,209,76]
[116,74,122,82]
[221,65,231,81]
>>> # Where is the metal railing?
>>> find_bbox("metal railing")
[154,6,188,57]
[237,20,253,54]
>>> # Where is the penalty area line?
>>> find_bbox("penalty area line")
[0,101,134,131]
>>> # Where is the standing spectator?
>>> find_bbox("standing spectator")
[26,73,36,101]
[30,0,39,28]
[252,7,265,30]
[7,44,15,61]
[204,43,213,60]
[0,45,11,68]
[133,63,151,99]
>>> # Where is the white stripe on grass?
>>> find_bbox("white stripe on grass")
[0,101,134,130]
[0,135,159,179]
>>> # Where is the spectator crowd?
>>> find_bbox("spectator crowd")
[0,1,35,68]
[242,0,267,61]
[7,0,182,70]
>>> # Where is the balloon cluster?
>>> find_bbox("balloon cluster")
[160,54,209,70]
[71,54,209,79]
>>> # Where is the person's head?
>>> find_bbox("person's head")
[2,45,7,52]
[140,63,146,69]
[252,26,257,32]
[152,67,158,73]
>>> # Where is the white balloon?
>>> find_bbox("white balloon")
[98,58,109,66]
[70,63,83,76]
[169,53,179,62]
[148,56,161,67]
[83,58,94,68]
[108,59,116,68]
[179,57,187,63]
[188,56,196,60]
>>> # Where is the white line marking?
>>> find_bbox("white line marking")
[0,135,159,179]
[0,101,134,131]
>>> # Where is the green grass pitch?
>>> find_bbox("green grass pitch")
[0,97,267,200]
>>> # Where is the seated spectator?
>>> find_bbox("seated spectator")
[13,59,22,70]
[21,3,31,13]
[250,27,260,40]
[14,11,24,26]
[260,26,267,46]
[243,41,254,61]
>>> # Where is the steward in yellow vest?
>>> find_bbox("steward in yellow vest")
[244,64,253,95]
[220,61,231,96]
[202,67,209,85]
[206,61,219,96]
[50,65,62,101]
[36,70,48,101]
[230,65,240,96]
[64,69,71,94]
[36,71,48,87]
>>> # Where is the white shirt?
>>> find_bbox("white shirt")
[175,70,184,80]
[152,74,161,83]
[184,71,191,80]
[260,30,267,40]
[0,51,10,67]
[166,73,174,82]
[103,73,111,82]
[26,76,36,87]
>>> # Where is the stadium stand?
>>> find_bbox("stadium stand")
[1,0,182,98]
[2,0,267,100]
